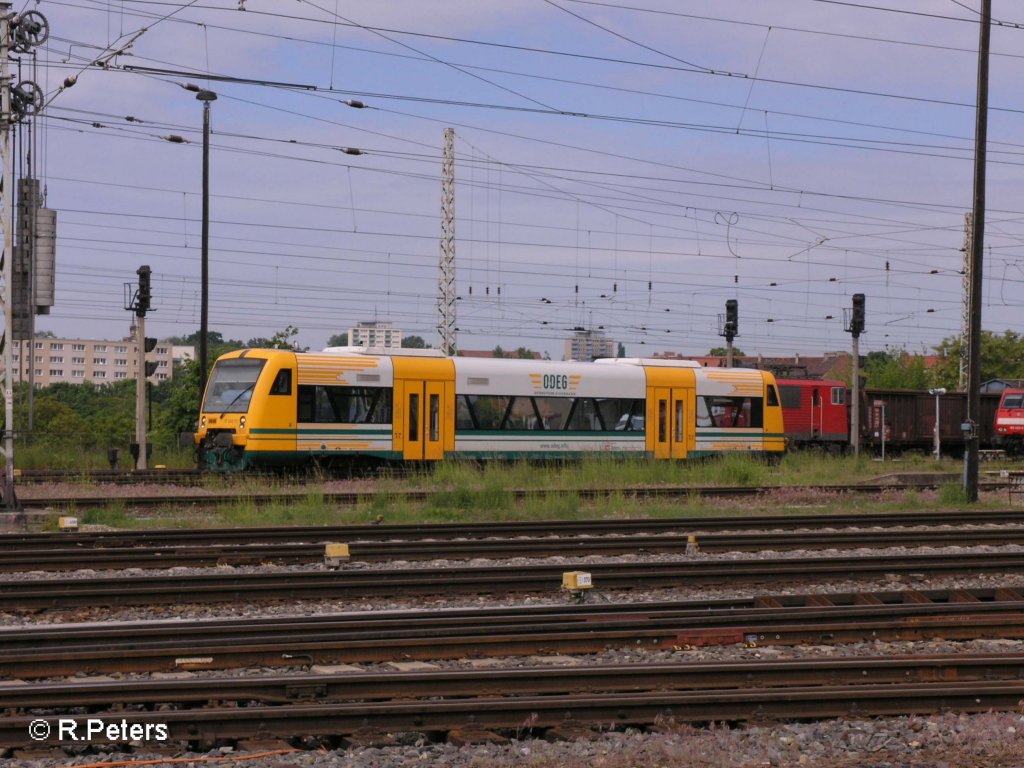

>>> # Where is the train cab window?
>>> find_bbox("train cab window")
[203,358,266,413]
[767,385,780,407]
[269,369,292,396]
[831,387,846,405]
[1004,393,1024,409]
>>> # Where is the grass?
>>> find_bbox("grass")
[38,451,1016,531]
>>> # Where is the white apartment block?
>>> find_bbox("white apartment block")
[565,328,616,361]
[12,336,187,387]
[348,321,401,349]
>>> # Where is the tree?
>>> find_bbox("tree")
[327,332,349,347]
[247,325,305,351]
[709,346,745,357]
[154,357,201,445]
[931,330,1024,390]
[402,335,427,348]
[493,345,506,358]
[617,343,626,358]
[864,348,931,389]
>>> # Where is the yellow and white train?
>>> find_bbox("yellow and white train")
[195,347,786,471]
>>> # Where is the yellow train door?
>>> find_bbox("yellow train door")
[401,380,446,461]
[649,384,693,460]
[392,356,455,462]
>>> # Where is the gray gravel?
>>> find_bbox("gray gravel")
[6,535,1024,766]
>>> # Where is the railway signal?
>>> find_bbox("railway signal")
[845,293,866,457]
[719,299,739,367]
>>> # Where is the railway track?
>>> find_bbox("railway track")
[4,664,1024,748]
[11,478,1015,510]
[4,551,1024,610]
[6,506,1024,547]
[3,585,1023,677]
[5,524,1024,571]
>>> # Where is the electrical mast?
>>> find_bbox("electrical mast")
[1,4,49,510]
[437,127,456,356]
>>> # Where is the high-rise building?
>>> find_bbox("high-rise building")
[349,321,401,349]
[565,328,616,361]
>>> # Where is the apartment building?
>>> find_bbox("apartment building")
[12,335,185,386]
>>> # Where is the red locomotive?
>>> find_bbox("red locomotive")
[775,379,849,452]
[994,388,1024,456]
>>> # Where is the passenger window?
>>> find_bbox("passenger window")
[658,400,667,442]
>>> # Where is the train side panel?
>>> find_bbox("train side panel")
[451,357,648,458]
[776,379,848,450]
[693,368,785,456]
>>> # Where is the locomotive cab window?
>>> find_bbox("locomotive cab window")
[269,369,292,396]
[831,387,846,405]
[204,358,266,413]
[766,385,780,407]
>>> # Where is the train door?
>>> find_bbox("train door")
[651,386,691,460]
[401,380,446,461]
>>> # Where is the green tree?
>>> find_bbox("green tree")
[709,346,745,357]
[493,346,506,358]
[931,330,1024,390]
[864,348,931,389]
[154,357,201,445]
[247,325,304,351]
[402,335,427,348]
[327,333,349,347]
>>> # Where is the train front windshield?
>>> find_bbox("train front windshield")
[1003,393,1024,409]
[203,359,267,413]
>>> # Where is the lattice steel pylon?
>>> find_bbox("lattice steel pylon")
[437,127,456,356]
[959,211,973,392]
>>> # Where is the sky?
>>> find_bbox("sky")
[23,0,1024,360]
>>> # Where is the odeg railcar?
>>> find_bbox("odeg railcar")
[195,348,786,472]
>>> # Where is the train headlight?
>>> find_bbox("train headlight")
[200,416,206,429]
[239,416,247,430]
